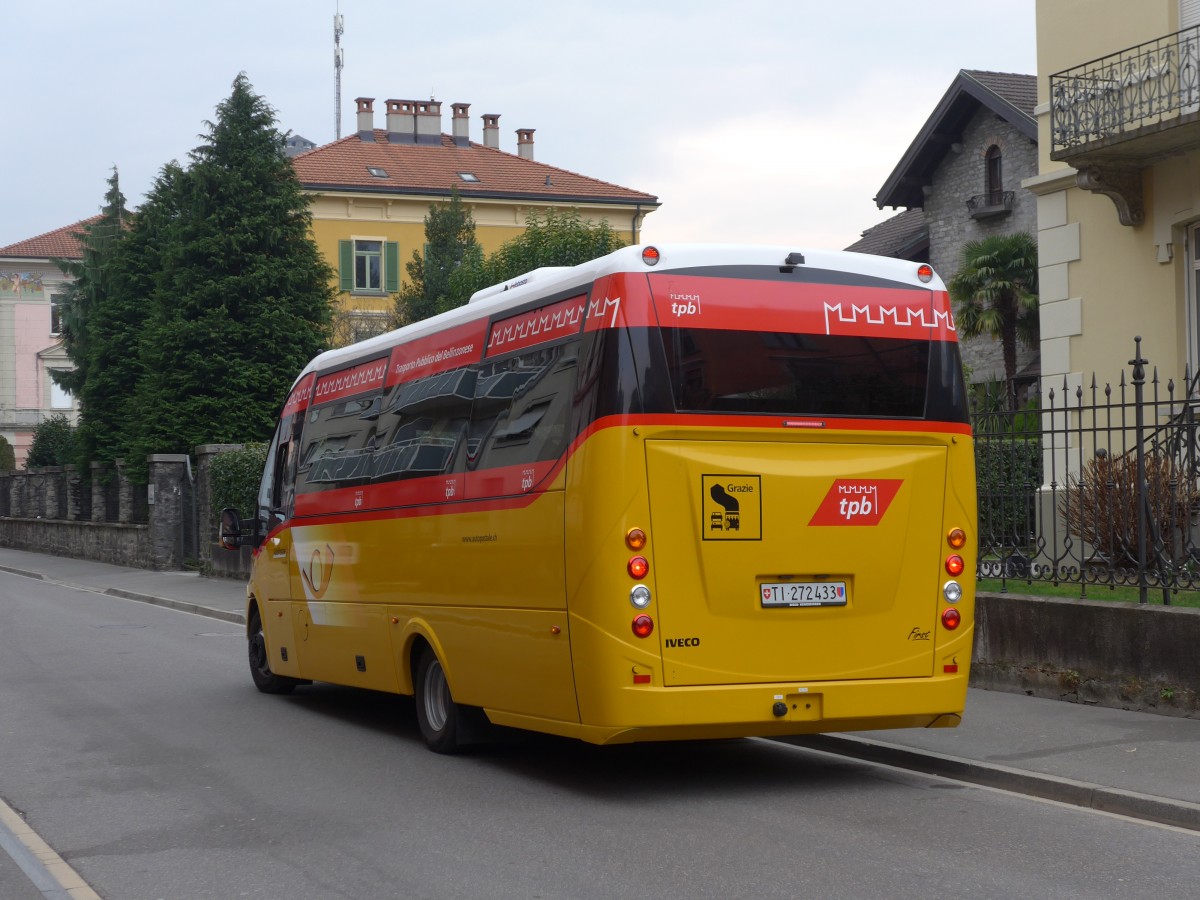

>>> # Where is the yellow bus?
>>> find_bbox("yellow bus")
[221,244,976,753]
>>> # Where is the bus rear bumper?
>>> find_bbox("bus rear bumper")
[484,674,969,745]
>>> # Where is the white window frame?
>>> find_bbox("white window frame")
[354,238,384,293]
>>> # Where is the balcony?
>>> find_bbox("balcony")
[1050,25,1200,166]
[1048,27,1200,226]
[966,191,1015,219]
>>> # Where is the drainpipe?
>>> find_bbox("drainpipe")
[631,204,642,244]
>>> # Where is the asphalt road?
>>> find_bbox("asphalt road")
[2,573,1199,900]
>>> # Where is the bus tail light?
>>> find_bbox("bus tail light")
[945,554,964,576]
[941,607,961,630]
[628,556,649,579]
[642,246,660,266]
[917,264,934,283]
[632,615,654,637]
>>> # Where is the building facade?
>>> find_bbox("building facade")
[0,220,88,465]
[292,97,659,343]
[1027,0,1200,390]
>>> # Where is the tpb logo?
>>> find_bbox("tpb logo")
[668,291,702,317]
[809,479,903,527]
[837,483,878,521]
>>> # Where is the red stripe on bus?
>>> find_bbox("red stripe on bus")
[281,373,316,418]
[486,294,588,357]
[314,357,389,405]
[647,275,958,342]
[387,320,487,385]
[291,458,563,519]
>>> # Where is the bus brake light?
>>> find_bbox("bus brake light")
[632,615,654,638]
[945,555,964,576]
[917,264,934,283]
[941,608,961,630]
[628,556,649,579]
[642,246,660,266]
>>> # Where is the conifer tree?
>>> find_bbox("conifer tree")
[128,74,334,465]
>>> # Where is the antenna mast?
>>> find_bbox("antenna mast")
[334,7,345,139]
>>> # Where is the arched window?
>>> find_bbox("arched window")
[985,145,1003,204]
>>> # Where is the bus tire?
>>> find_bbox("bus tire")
[414,645,463,754]
[247,605,300,695]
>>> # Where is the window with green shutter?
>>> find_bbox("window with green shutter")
[338,239,397,294]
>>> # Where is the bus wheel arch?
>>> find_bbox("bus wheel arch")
[246,600,301,695]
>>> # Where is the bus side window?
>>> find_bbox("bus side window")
[470,340,577,474]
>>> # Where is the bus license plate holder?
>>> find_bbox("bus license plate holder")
[760,581,848,608]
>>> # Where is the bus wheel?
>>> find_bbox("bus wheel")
[414,646,462,753]
[248,606,298,695]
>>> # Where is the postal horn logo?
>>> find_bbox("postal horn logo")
[809,479,902,526]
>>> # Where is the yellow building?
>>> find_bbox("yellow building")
[1028,0,1200,385]
[292,97,659,342]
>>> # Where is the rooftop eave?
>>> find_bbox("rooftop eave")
[301,182,660,208]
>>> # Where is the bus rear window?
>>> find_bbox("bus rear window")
[660,328,930,418]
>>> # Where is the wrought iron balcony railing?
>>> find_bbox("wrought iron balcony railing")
[966,190,1015,219]
[1050,25,1200,158]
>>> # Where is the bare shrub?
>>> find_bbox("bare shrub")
[1058,452,1197,565]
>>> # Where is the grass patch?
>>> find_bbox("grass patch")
[977,577,1200,608]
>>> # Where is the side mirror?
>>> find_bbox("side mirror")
[218,508,243,551]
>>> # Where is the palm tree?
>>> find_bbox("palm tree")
[948,232,1039,410]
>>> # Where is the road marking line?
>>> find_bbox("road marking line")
[0,796,102,900]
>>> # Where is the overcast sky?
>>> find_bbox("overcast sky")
[3,0,1037,252]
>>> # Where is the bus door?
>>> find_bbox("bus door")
[256,402,305,680]
[288,360,399,692]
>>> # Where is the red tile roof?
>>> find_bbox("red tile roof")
[0,216,99,260]
[292,132,659,206]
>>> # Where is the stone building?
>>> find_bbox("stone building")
[848,69,1039,387]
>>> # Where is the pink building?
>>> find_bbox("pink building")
[0,219,92,465]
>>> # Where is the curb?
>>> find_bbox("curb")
[785,733,1200,832]
[0,563,245,626]
[102,588,245,626]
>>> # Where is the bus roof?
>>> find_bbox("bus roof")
[298,244,946,383]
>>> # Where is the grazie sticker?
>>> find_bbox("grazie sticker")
[702,475,762,540]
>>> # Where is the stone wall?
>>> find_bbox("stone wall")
[972,592,1200,717]
[0,518,153,568]
[0,453,205,571]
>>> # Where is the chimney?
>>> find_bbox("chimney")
[386,99,416,144]
[516,128,535,161]
[415,100,442,145]
[482,114,500,149]
[452,103,470,147]
[355,97,375,142]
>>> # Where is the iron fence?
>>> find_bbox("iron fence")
[975,339,1200,603]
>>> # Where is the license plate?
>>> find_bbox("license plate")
[760,581,848,608]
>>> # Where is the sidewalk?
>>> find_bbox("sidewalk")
[2,545,1198,830]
